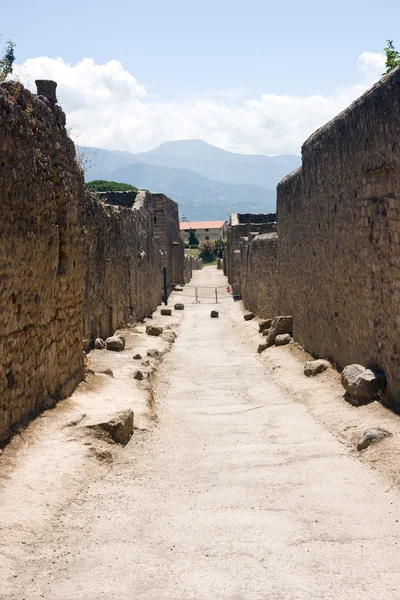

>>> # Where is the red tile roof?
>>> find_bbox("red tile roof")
[179,221,226,230]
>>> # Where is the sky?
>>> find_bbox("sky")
[2,0,399,155]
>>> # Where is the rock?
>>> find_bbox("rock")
[174,303,184,310]
[259,319,272,333]
[341,364,386,400]
[105,335,125,351]
[146,325,163,337]
[99,368,114,377]
[144,314,153,319]
[163,331,177,343]
[97,410,134,446]
[275,334,292,346]
[262,328,271,337]
[94,338,106,349]
[211,311,219,318]
[244,312,256,321]
[258,343,268,354]
[141,358,151,366]
[133,353,142,360]
[133,370,145,380]
[175,285,183,291]
[357,427,392,451]
[265,316,293,346]
[161,308,172,316]
[304,359,330,377]
[147,349,161,359]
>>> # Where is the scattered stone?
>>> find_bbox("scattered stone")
[133,370,145,381]
[175,285,183,291]
[133,353,142,360]
[174,303,184,310]
[163,331,177,343]
[99,368,114,377]
[259,319,272,333]
[105,335,125,351]
[341,364,386,401]
[161,308,172,316]
[304,359,330,377]
[97,410,134,446]
[147,349,161,359]
[274,334,292,346]
[262,328,271,337]
[258,343,268,354]
[211,311,219,318]
[357,427,392,451]
[265,316,293,346]
[94,338,106,349]
[146,325,163,337]
[244,312,256,321]
[141,358,151,366]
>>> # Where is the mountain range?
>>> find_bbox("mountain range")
[80,140,301,220]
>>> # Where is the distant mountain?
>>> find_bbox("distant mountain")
[133,140,301,190]
[79,140,300,220]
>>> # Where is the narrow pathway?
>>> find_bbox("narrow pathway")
[7,268,400,599]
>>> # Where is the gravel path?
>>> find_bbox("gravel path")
[5,267,400,599]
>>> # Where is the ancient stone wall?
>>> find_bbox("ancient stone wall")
[0,82,85,442]
[240,233,279,318]
[0,81,182,443]
[225,213,277,285]
[240,68,400,403]
[153,193,184,286]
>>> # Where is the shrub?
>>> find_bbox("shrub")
[214,239,226,258]
[188,228,199,247]
[198,240,216,262]
[85,180,138,192]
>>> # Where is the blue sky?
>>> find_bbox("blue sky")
[3,0,398,154]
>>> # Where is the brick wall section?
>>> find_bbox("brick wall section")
[0,82,85,441]
[239,68,400,403]
[0,82,182,443]
[225,213,277,285]
[83,191,163,346]
[240,233,279,318]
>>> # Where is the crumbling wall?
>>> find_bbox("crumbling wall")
[240,233,279,318]
[0,82,85,442]
[240,68,400,402]
[0,81,182,443]
[96,190,137,208]
[83,191,162,346]
[225,213,277,285]
[153,193,184,285]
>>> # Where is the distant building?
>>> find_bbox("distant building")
[180,221,227,243]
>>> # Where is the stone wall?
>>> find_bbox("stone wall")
[225,213,277,285]
[240,68,400,403]
[153,193,184,286]
[240,233,279,318]
[0,81,183,443]
[96,190,137,208]
[0,81,85,442]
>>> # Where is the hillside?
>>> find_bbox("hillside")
[80,140,300,220]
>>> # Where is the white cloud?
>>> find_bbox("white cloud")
[10,52,386,156]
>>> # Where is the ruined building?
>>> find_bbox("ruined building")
[225,67,400,405]
[0,80,184,443]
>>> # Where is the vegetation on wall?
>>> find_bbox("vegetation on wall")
[85,180,138,192]
[383,40,400,74]
[0,37,15,83]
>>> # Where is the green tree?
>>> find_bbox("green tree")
[188,228,199,246]
[85,180,138,192]
[198,239,216,262]
[383,40,400,74]
[0,38,15,83]
[214,239,226,259]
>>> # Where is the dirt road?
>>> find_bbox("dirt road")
[3,267,400,599]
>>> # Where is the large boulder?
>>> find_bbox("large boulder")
[357,427,392,451]
[265,316,293,346]
[146,325,163,337]
[259,319,272,333]
[105,335,125,351]
[211,311,219,318]
[304,359,330,377]
[275,334,292,346]
[174,303,185,310]
[161,308,172,316]
[163,330,177,343]
[96,410,134,445]
[341,364,386,400]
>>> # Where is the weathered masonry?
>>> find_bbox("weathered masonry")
[0,80,183,443]
[224,213,276,286]
[234,67,400,405]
